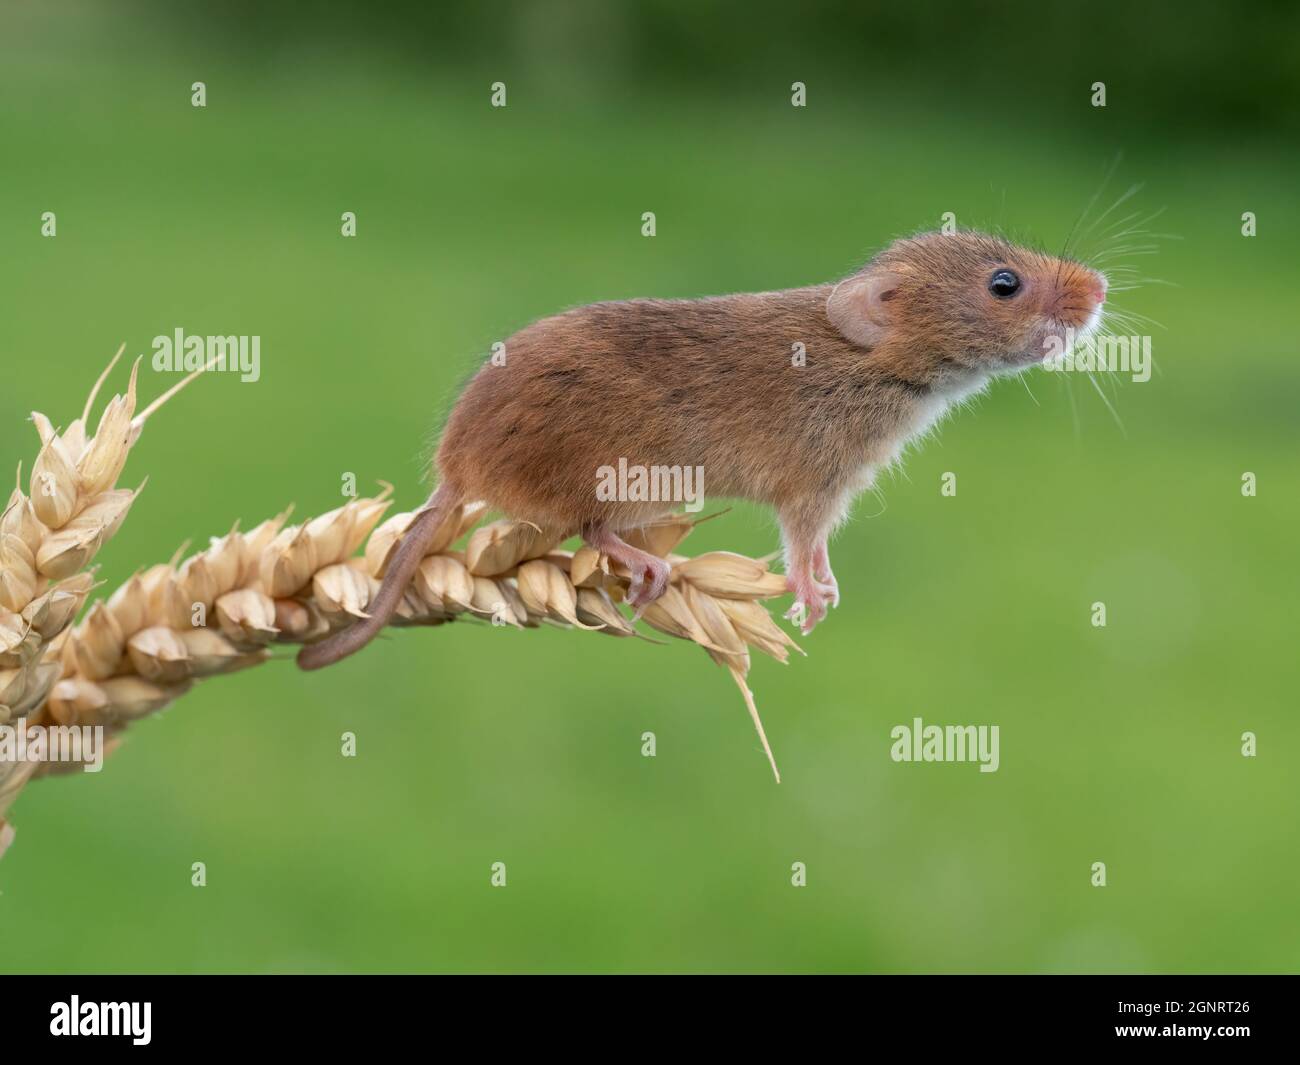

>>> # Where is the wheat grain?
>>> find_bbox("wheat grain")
[0,359,800,859]
[0,348,227,853]
[34,502,796,765]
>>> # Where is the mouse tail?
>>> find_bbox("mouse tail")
[297,484,464,671]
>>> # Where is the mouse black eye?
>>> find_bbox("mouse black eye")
[988,268,1021,298]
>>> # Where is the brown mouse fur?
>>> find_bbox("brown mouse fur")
[299,230,1106,670]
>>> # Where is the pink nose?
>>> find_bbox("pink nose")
[1093,276,1108,304]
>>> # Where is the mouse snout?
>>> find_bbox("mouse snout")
[1047,264,1108,333]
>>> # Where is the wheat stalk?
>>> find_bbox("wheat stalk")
[0,356,801,859]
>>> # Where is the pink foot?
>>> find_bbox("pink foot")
[785,573,833,635]
[812,543,840,608]
[625,556,671,617]
[585,525,672,619]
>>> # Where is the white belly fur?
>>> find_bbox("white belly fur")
[860,372,991,487]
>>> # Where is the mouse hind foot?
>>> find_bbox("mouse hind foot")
[583,523,672,617]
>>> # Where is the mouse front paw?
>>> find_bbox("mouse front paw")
[812,544,839,608]
[815,575,839,609]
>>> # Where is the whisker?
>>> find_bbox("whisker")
[1085,370,1127,436]
[1108,280,1177,290]
[1019,372,1041,406]
[1103,228,1182,244]
[1090,205,1170,246]
[1104,307,1166,330]
[1091,243,1161,258]
[1091,249,1161,264]
[1060,151,1123,276]
[1076,182,1144,247]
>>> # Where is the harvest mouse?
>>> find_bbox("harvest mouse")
[299,230,1107,670]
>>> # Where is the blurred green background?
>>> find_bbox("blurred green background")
[1,1,1296,973]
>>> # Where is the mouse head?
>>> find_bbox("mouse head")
[827,231,1107,382]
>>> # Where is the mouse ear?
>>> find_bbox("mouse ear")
[827,270,905,348]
